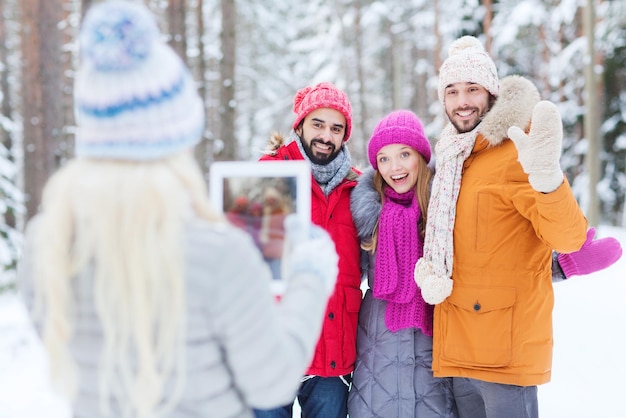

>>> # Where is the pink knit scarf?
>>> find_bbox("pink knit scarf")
[373,186,432,335]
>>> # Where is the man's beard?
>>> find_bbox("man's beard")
[302,138,340,165]
[448,96,494,133]
[448,107,485,133]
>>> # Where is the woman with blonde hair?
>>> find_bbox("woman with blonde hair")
[17,2,338,417]
[348,110,455,418]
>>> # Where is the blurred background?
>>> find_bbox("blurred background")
[0,0,625,290]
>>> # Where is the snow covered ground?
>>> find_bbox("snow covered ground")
[540,226,626,418]
[0,293,71,418]
[0,226,624,418]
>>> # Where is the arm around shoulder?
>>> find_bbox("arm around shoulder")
[556,227,623,279]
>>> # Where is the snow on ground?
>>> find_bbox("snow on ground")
[0,225,624,418]
[541,226,626,418]
[0,294,71,418]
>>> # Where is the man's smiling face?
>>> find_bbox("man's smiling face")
[443,82,491,133]
[296,108,346,165]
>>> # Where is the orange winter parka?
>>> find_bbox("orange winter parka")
[431,76,588,386]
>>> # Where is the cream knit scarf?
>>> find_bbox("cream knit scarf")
[414,123,477,304]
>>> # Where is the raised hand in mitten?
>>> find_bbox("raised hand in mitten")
[507,100,565,193]
[557,227,623,278]
[282,214,338,295]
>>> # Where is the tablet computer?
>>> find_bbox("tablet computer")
[209,160,311,295]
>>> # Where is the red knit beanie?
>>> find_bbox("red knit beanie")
[292,82,352,141]
[367,110,431,169]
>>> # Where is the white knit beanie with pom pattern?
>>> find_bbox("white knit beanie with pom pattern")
[74,0,204,160]
[437,36,499,104]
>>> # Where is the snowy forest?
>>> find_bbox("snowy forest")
[0,0,625,289]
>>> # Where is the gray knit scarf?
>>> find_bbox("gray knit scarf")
[292,131,352,195]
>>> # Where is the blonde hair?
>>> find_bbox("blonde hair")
[33,151,221,417]
[362,154,432,253]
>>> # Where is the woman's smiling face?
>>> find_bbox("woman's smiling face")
[375,143,420,194]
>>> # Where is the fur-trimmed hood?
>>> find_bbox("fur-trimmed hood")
[474,75,540,147]
[263,131,287,156]
[350,168,381,242]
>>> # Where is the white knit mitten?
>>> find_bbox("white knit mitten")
[507,100,564,193]
[414,259,453,305]
[282,214,338,296]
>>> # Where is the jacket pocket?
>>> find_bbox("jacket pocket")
[345,286,363,313]
[342,286,363,367]
[441,285,516,367]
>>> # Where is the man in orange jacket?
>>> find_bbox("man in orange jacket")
[415,35,621,418]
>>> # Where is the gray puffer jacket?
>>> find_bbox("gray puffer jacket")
[18,215,328,418]
[347,169,456,418]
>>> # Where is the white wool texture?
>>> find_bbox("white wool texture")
[414,125,477,305]
[438,36,500,104]
[74,0,204,161]
[507,100,565,193]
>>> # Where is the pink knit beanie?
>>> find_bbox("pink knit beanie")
[438,36,499,104]
[367,110,431,169]
[292,82,352,141]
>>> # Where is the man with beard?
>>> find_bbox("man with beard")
[413,36,620,418]
[254,82,362,418]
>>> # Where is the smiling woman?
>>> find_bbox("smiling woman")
[366,110,432,224]
[347,110,450,418]
[375,144,423,194]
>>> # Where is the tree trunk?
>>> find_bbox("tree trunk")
[583,0,601,225]
[351,0,367,163]
[483,0,493,53]
[0,0,16,229]
[433,0,442,71]
[61,0,76,162]
[21,0,64,221]
[218,0,236,161]
[0,0,10,150]
[81,0,94,18]
[391,27,402,110]
[168,0,188,63]
[194,0,212,173]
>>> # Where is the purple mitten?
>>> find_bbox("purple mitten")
[557,227,623,278]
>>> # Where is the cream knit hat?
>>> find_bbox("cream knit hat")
[437,36,499,104]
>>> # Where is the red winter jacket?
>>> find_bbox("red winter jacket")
[260,136,362,377]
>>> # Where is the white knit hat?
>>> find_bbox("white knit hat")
[74,0,204,160]
[437,36,499,104]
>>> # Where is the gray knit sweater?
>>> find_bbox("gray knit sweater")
[18,215,328,417]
